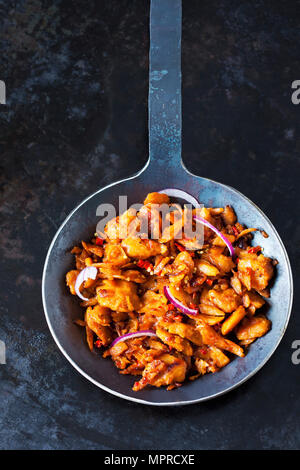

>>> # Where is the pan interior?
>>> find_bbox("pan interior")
[42,171,293,405]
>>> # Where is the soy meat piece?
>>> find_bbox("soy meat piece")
[208,288,242,313]
[96,280,140,312]
[66,270,79,295]
[132,353,187,391]
[121,237,167,259]
[237,250,274,291]
[235,315,271,346]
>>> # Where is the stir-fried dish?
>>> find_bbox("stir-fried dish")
[66,191,276,391]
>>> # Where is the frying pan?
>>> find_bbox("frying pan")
[42,0,293,405]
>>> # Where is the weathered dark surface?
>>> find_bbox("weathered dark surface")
[0,0,299,449]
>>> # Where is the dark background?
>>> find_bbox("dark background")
[0,0,299,450]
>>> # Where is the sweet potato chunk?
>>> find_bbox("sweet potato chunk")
[221,306,247,336]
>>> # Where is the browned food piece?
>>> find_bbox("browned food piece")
[195,259,220,277]
[211,232,236,248]
[198,302,225,324]
[195,345,230,373]
[83,309,95,352]
[132,353,187,391]
[169,251,194,284]
[111,311,128,322]
[156,326,193,356]
[203,247,235,273]
[81,241,103,258]
[221,205,237,226]
[113,269,147,283]
[159,321,203,346]
[137,290,168,316]
[121,237,167,259]
[199,323,244,357]
[199,303,225,317]
[193,207,219,242]
[235,315,271,346]
[75,249,90,269]
[104,216,121,241]
[237,251,274,291]
[86,305,111,326]
[66,269,79,295]
[230,273,244,295]
[244,290,266,315]
[167,284,192,307]
[85,307,113,347]
[160,214,185,243]
[143,192,170,205]
[97,263,122,280]
[221,306,247,336]
[194,359,209,375]
[103,244,129,266]
[80,297,98,307]
[177,237,204,251]
[68,191,275,391]
[96,279,141,312]
[208,288,242,313]
[195,313,224,326]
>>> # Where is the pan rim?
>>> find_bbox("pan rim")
[42,166,293,406]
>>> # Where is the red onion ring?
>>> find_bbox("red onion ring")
[111,330,157,347]
[75,266,98,301]
[159,188,200,207]
[164,286,198,316]
[193,215,235,257]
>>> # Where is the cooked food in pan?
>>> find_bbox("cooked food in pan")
[66,190,276,391]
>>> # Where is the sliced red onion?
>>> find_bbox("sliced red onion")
[159,188,200,208]
[164,286,198,316]
[75,266,98,301]
[111,330,157,347]
[193,215,235,257]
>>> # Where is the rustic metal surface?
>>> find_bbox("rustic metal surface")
[0,0,299,450]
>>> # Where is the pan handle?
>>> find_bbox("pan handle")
[147,0,182,176]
